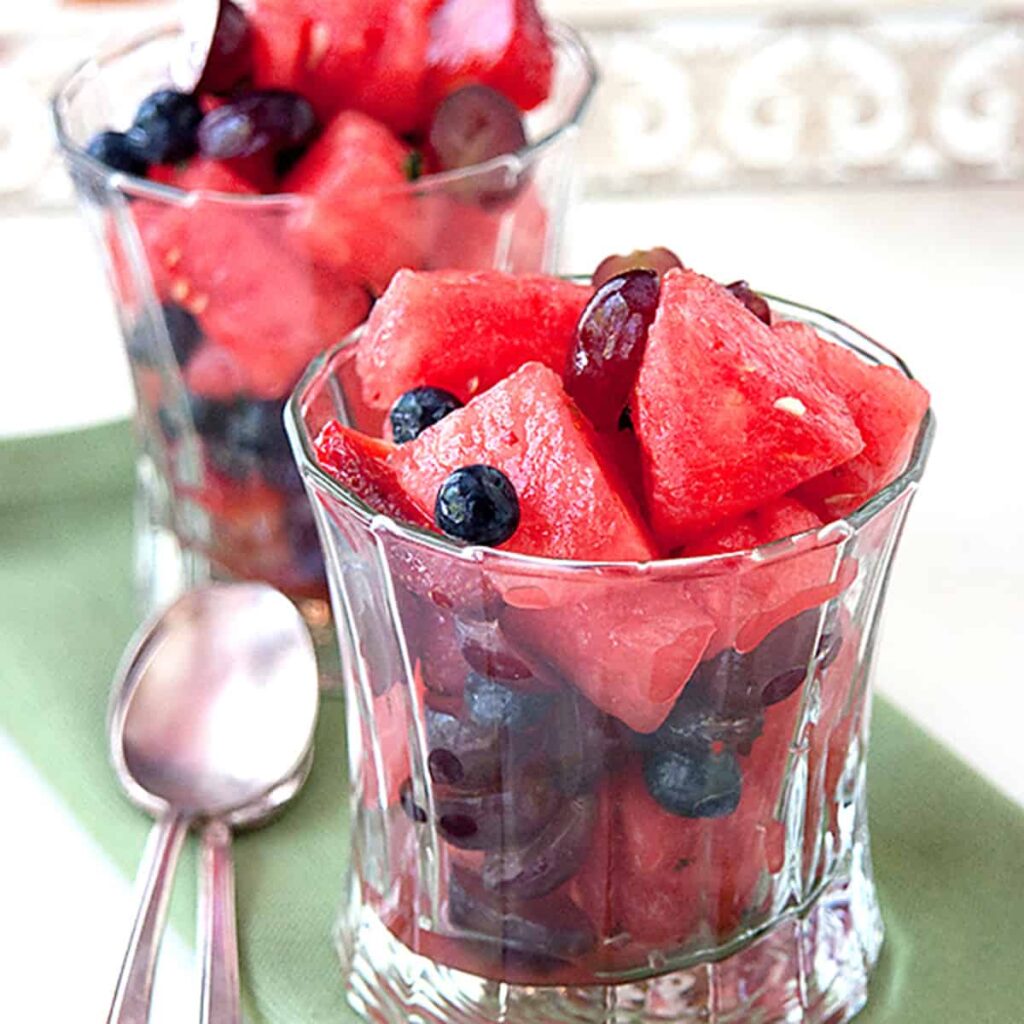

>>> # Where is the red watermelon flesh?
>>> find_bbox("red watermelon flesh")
[283,110,424,294]
[173,210,372,399]
[634,269,864,548]
[315,420,434,527]
[356,269,591,410]
[249,0,433,133]
[502,579,714,733]
[686,496,857,653]
[389,361,657,562]
[571,764,765,950]
[773,320,930,519]
[427,0,554,112]
[421,184,550,275]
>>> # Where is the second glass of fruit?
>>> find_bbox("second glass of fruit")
[52,12,596,686]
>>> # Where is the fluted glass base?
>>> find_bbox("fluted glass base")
[338,861,882,1024]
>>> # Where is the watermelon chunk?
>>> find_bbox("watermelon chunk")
[315,420,433,527]
[173,210,372,398]
[283,110,424,294]
[503,579,714,733]
[389,362,657,561]
[634,269,865,548]
[356,270,591,410]
[686,496,856,653]
[571,763,765,949]
[250,0,433,133]
[426,0,554,112]
[773,320,930,519]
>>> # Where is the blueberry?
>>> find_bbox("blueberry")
[389,387,463,444]
[464,674,553,732]
[188,394,235,442]
[127,304,203,369]
[128,89,203,164]
[434,465,520,546]
[85,131,149,176]
[643,747,742,819]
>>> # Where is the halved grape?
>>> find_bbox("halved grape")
[455,618,559,691]
[482,795,595,899]
[552,693,630,795]
[197,1,252,94]
[654,654,765,756]
[725,280,772,325]
[566,269,661,431]
[428,85,528,206]
[449,868,597,959]
[591,247,683,289]
[435,775,561,850]
[198,90,317,161]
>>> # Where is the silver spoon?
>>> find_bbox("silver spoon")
[106,583,319,1024]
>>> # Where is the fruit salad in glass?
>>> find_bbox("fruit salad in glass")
[53,0,595,666]
[286,251,933,1023]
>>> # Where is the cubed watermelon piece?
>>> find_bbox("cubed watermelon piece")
[173,210,372,398]
[315,420,434,527]
[686,496,856,653]
[421,184,550,274]
[283,110,424,294]
[773,320,930,519]
[356,270,591,410]
[250,0,433,133]
[389,362,657,561]
[571,763,765,948]
[634,269,864,548]
[502,579,714,733]
[427,0,554,112]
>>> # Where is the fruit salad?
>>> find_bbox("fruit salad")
[305,250,931,984]
[71,0,589,604]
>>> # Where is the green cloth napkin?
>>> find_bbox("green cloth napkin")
[1,422,1021,1023]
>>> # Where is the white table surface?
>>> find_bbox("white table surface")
[2,187,1021,1020]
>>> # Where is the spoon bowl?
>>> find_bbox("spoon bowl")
[110,583,319,817]
[105,582,319,1024]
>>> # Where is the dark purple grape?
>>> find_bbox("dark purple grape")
[399,779,427,823]
[428,85,528,206]
[449,868,596,959]
[85,131,149,177]
[726,280,772,325]
[566,269,661,431]
[653,652,764,756]
[196,0,253,95]
[390,387,462,444]
[551,694,629,795]
[591,247,683,289]
[425,706,548,790]
[749,606,839,707]
[435,465,520,546]
[482,795,595,899]
[643,746,742,819]
[198,90,317,161]
[435,775,561,850]
[128,90,203,164]
[455,618,550,687]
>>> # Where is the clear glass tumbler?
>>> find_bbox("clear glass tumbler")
[51,22,596,684]
[286,298,933,1024]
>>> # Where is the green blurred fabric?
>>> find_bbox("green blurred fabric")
[1,422,1021,1023]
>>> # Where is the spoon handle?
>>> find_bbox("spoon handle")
[198,820,242,1024]
[107,811,190,1024]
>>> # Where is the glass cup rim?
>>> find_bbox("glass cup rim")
[50,19,598,208]
[285,291,935,578]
